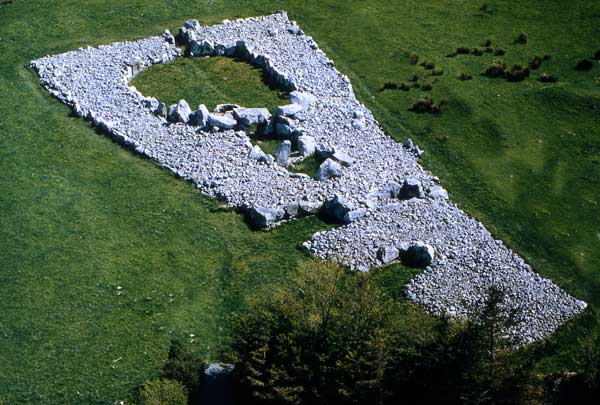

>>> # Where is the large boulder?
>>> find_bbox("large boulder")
[429,185,449,199]
[207,113,237,130]
[189,39,214,56]
[247,206,285,228]
[274,116,296,138]
[297,135,316,158]
[275,103,303,117]
[398,178,425,199]
[316,145,354,167]
[233,107,271,127]
[275,140,292,166]
[401,242,435,268]
[154,102,167,119]
[248,145,274,164]
[167,99,192,123]
[289,91,316,110]
[316,158,343,181]
[299,199,322,215]
[377,246,400,265]
[190,104,210,127]
[322,194,354,222]
[183,19,200,29]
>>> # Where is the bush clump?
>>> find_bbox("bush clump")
[514,32,528,44]
[594,49,600,61]
[494,48,506,56]
[529,55,542,70]
[421,83,433,91]
[381,81,398,90]
[459,72,473,81]
[505,64,530,82]
[543,54,552,60]
[420,61,435,70]
[409,52,419,65]
[575,59,594,71]
[410,96,442,114]
[430,68,444,76]
[139,379,188,405]
[456,46,470,55]
[471,48,483,56]
[538,72,558,83]
[481,39,492,47]
[483,62,506,78]
[161,339,206,400]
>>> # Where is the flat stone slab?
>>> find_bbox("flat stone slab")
[31,12,586,344]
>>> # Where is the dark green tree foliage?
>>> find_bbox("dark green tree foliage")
[229,261,407,404]
[230,262,534,405]
[161,339,206,401]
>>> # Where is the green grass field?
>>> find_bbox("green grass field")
[1,0,599,403]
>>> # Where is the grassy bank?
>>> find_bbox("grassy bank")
[1,0,599,403]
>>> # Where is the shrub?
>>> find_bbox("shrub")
[505,64,530,81]
[410,96,441,114]
[483,62,506,78]
[421,83,433,91]
[458,72,473,81]
[456,46,470,54]
[381,81,398,91]
[420,61,435,70]
[529,55,542,70]
[409,52,419,65]
[398,82,411,91]
[161,339,206,398]
[430,68,444,76]
[514,32,528,44]
[471,48,483,56]
[481,39,492,47]
[409,74,419,82]
[228,261,407,404]
[139,379,188,405]
[539,72,558,83]
[543,54,552,60]
[494,48,506,56]
[594,49,600,61]
[575,59,594,71]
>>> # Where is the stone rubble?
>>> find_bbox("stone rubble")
[31,12,586,344]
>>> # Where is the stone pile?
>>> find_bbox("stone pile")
[31,12,586,344]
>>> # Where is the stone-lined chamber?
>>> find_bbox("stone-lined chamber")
[31,12,586,344]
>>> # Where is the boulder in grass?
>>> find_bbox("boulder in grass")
[207,113,237,129]
[167,99,192,123]
[247,206,285,228]
[401,242,435,268]
[316,158,343,181]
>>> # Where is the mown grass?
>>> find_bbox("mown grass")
[1,0,599,403]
